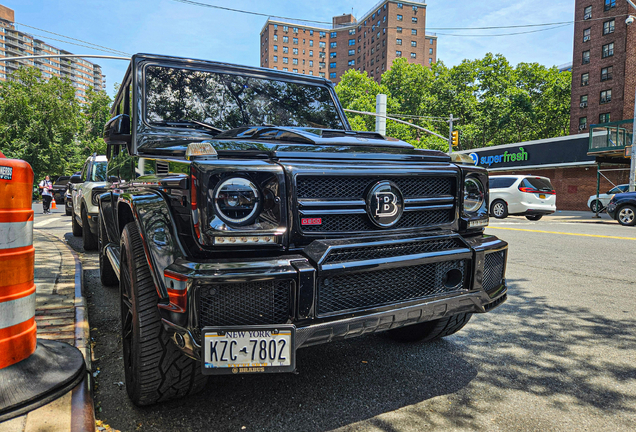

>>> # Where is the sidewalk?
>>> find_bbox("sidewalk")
[2,230,94,432]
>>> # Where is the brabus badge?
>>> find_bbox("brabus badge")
[366,180,404,227]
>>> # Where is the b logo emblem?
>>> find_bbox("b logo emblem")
[367,181,403,227]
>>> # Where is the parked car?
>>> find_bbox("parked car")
[97,54,509,406]
[70,155,107,250]
[52,175,71,204]
[489,175,556,220]
[607,191,636,226]
[587,184,630,212]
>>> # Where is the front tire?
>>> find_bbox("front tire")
[525,215,543,221]
[119,223,207,406]
[386,313,473,342]
[617,205,636,226]
[81,207,98,251]
[99,214,118,287]
[590,200,603,213]
[490,200,508,219]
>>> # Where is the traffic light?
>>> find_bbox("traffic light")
[451,130,459,148]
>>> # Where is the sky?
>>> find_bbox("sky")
[6,0,576,98]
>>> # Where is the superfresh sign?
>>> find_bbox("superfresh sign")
[469,147,529,167]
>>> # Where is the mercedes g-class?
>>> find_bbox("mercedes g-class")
[98,54,508,406]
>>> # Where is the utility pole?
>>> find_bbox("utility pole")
[628,0,636,191]
[448,114,454,155]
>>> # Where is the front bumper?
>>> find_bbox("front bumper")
[158,232,508,360]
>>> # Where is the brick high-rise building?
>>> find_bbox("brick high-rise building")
[0,4,106,102]
[259,0,437,83]
[570,0,636,134]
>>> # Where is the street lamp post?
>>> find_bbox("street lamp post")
[627,0,636,191]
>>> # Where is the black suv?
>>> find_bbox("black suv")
[98,54,508,406]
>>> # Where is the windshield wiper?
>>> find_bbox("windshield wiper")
[150,119,224,135]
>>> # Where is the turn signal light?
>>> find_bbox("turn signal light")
[185,142,217,160]
[213,235,278,245]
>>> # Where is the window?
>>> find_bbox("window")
[273,66,278,70]
[329,62,336,69]
[429,39,434,45]
[293,27,298,33]
[293,58,298,65]
[583,28,591,42]
[273,24,278,30]
[283,26,289,32]
[310,30,314,36]
[348,39,355,46]
[283,46,289,53]
[330,52,337,58]
[396,38,402,45]
[396,50,402,57]
[582,50,590,64]
[411,41,417,47]
[309,60,313,66]
[293,69,298,73]
[604,0,616,11]
[601,66,613,81]
[410,53,416,58]
[348,59,355,66]
[602,42,614,58]
[319,51,326,58]
[397,2,403,8]
[319,31,326,38]
[429,58,433,64]
[412,17,418,23]
[579,117,587,129]
[397,14,403,21]
[309,50,313,57]
[283,36,289,43]
[397,26,402,33]
[580,95,588,107]
[293,48,298,55]
[309,70,313,75]
[429,48,434,54]
[584,5,592,19]
[273,35,278,41]
[599,113,611,123]
[273,56,278,63]
[372,13,376,19]
[330,32,337,38]
[412,29,417,35]
[581,73,589,86]
[348,49,355,55]
[273,45,278,52]
[329,72,336,79]
[309,40,314,47]
[603,19,615,35]
[600,89,612,103]
[413,5,418,11]
[329,42,337,48]
[283,67,288,71]
[349,29,355,35]
[319,72,325,78]
[293,38,298,45]
[319,41,326,48]
[319,62,325,68]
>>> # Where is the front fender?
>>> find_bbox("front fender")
[119,190,186,301]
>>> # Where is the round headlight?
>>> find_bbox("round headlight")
[463,178,484,213]
[214,178,261,225]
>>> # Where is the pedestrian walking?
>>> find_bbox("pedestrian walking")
[39,175,53,214]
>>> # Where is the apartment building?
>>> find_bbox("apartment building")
[570,0,636,134]
[259,0,437,83]
[0,4,105,102]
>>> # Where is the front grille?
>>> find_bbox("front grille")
[323,238,465,264]
[297,176,453,199]
[317,260,467,315]
[301,210,454,233]
[198,280,292,327]
[483,251,505,292]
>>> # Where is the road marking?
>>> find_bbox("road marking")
[34,218,62,227]
[488,226,636,240]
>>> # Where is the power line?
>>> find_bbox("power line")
[17,32,129,56]
[14,22,130,56]
[427,13,630,30]
[435,24,572,38]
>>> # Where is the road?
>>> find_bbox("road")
[35,204,636,432]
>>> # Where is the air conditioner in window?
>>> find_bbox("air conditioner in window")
[580,102,588,108]
[579,124,587,131]
[584,12,592,20]
[584,36,590,42]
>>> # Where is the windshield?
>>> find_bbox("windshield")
[144,65,345,131]
[91,162,107,182]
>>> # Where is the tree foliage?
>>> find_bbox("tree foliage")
[336,54,571,151]
[0,66,112,180]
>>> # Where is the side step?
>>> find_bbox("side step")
[105,245,121,279]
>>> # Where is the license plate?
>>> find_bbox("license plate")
[539,194,546,199]
[202,325,295,375]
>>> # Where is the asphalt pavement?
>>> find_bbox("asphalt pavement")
[41,207,636,432]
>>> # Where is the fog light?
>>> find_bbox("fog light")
[469,219,488,228]
[213,235,279,245]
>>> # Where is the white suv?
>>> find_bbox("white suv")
[70,155,108,250]
[489,175,556,221]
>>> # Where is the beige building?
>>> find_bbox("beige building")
[259,0,437,83]
[0,4,105,102]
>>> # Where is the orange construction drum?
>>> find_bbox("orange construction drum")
[0,158,36,369]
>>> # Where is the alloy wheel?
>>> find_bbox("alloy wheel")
[619,207,635,225]
[493,203,505,217]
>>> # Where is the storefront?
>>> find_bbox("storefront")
[457,134,631,211]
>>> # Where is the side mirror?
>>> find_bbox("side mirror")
[108,176,119,183]
[70,175,83,184]
[103,114,132,146]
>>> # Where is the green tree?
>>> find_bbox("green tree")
[80,87,113,156]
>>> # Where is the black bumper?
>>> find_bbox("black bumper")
[158,232,508,360]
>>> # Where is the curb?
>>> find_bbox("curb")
[37,231,96,432]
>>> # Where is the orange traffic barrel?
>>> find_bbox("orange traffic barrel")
[0,158,36,369]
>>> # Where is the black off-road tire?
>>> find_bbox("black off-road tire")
[525,214,543,221]
[589,200,603,213]
[119,223,208,406]
[386,313,473,342]
[81,206,98,251]
[71,209,82,237]
[490,200,508,219]
[98,214,118,287]
[65,206,72,216]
